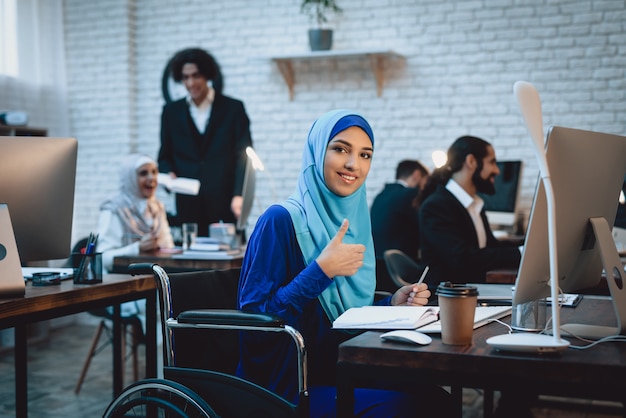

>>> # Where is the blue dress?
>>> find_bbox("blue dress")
[237,205,437,417]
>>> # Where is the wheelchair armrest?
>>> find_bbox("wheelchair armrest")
[128,263,157,276]
[178,309,285,328]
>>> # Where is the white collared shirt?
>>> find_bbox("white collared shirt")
[445,179,487,249]
[186,94,212,134]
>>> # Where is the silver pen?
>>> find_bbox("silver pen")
[417,266,430,284]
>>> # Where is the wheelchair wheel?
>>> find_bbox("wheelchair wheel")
[103,378,217,418]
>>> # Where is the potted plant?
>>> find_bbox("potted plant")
[300,0,343,51]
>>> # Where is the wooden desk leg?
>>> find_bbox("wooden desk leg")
[15,324,27,418]
[336,365,355,417]
[112,304,123,397]
[451,385,463,417]
[483,388,494,418]
[145,291,157,378]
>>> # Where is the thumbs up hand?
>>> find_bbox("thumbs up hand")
[316,219,366,279]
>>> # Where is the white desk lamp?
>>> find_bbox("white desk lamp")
[486,81,570,353]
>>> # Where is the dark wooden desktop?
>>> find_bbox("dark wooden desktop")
[111,250,244,274]
[0,274,157,418]
[336,296,625,417]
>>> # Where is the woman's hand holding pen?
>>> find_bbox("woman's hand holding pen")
[392,283,430,306]
[317,219,366,279]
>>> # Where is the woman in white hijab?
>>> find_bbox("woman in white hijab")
[97,153,174,273]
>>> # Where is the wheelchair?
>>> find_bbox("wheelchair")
[103,263,309,418]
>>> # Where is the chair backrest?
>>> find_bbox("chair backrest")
[383,249,426,288]
[166,268,241,373]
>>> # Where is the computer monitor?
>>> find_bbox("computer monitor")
[0,136,78,263]
[513,126,626,338]
[479,160,523,232]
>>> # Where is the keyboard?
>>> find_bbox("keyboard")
[418,305,512,334]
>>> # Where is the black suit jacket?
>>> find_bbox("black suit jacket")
[158,94,252,233]
[370,183,421,292]
[370,183,421,260]
[418,184,521,285]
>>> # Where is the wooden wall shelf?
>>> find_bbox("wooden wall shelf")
[271,49,404,100]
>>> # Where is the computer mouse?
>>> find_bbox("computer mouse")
[380,330,432,345]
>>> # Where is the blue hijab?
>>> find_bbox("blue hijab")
[280,109,376,322]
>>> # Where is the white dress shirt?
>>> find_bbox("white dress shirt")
[445,179,487,249]
[186,93,212,134]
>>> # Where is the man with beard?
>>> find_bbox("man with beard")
[417,136,522,286]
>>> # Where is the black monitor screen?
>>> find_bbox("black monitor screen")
[479,160,523,213]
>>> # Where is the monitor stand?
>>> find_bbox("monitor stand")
[559,217,626,339]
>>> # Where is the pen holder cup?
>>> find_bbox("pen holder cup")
[72,252,103,284]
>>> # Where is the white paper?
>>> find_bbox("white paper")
[158,173,200,196]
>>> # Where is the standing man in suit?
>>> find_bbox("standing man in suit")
[371,160,429,261]
[418,136,521,286]
[158,47,253,236]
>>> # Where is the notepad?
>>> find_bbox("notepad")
[332,306,439,330]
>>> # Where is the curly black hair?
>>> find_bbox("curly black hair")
[168,48,224,94]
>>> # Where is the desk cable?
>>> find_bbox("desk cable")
[486,318,513,333]
[541,287,626,349]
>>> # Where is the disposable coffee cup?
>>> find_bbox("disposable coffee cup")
[436,282,479,345]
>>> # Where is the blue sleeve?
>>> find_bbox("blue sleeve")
[237,205,333,326]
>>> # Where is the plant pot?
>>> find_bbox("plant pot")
[308,29,333,51]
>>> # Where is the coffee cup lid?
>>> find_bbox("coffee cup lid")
[435,281,479,297]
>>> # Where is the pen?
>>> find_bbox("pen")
[417,266,430,284]
[76,233,99,281]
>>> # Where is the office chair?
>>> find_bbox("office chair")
[383,249,428,288]
[103,264,309,418]
[69,238,144,394]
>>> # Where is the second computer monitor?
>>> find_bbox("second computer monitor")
[480,160,523,232]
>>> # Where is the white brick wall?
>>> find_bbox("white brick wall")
[63,0,626,243]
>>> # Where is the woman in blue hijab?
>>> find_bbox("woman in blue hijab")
[237,110,451,417]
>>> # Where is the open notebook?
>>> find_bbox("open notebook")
[332,305,512,332]
[418,305,512,333]
[332,306,439,329]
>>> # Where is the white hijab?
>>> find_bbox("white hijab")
[101,154,168,246]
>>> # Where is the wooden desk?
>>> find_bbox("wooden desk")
[0,274,157,418]
[111,250,244,274]
[337,297,625,417]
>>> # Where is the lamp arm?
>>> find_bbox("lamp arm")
[542,176,562,342]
